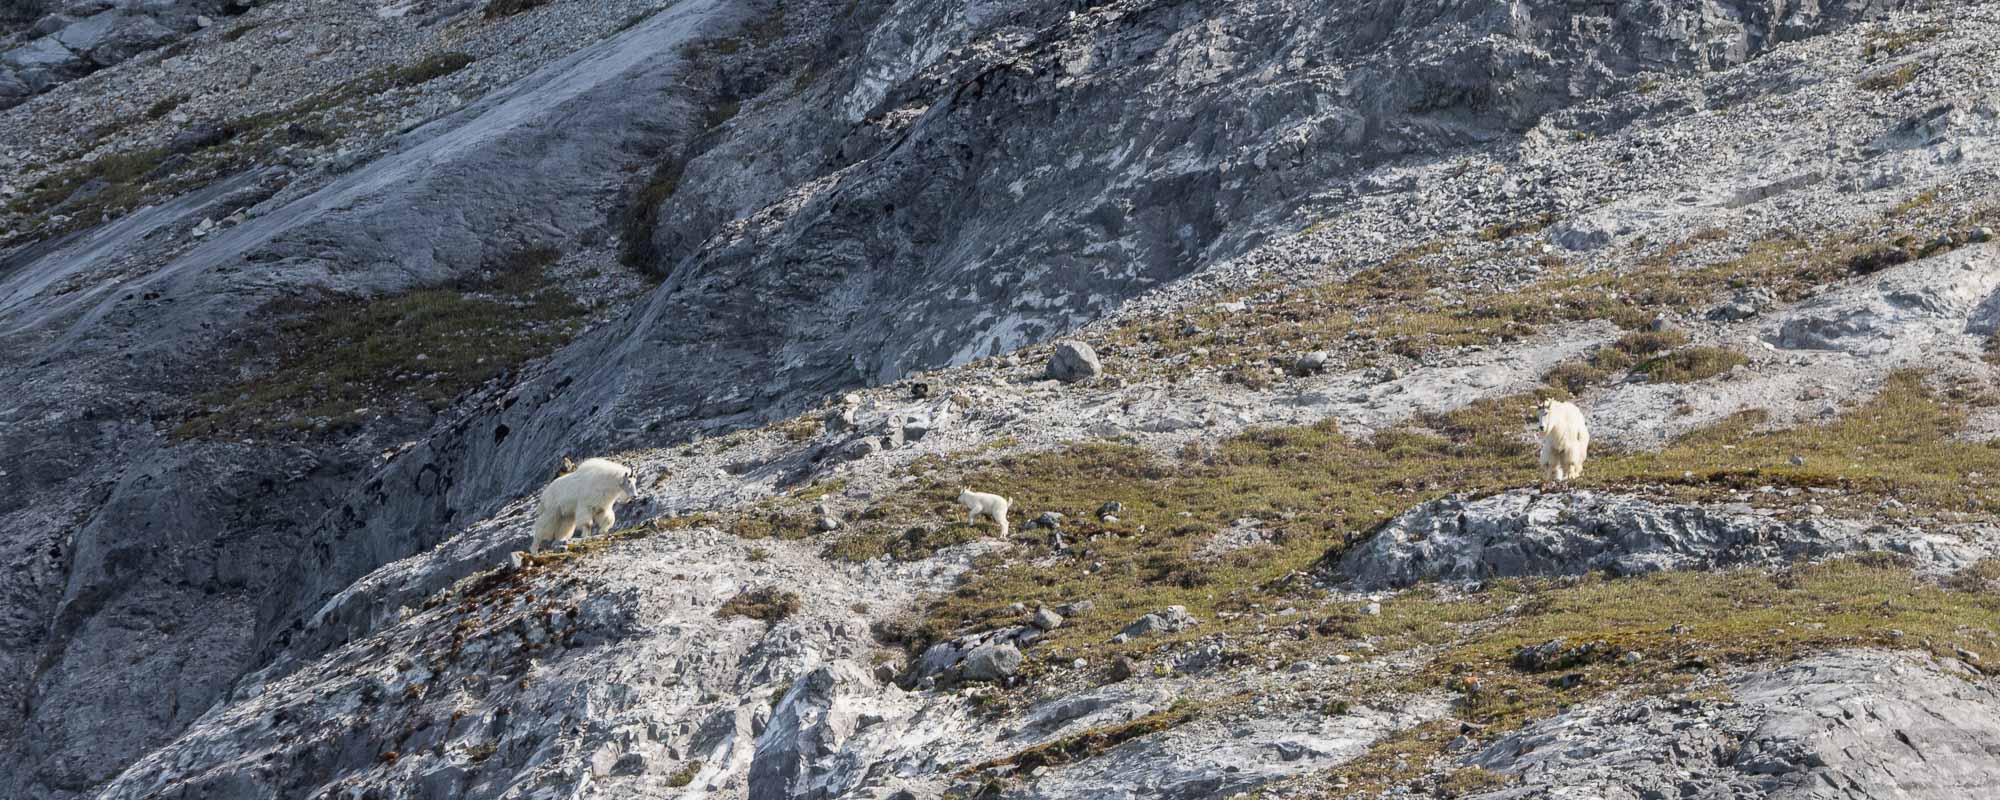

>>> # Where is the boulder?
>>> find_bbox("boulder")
[1120,606,1197,637]
[961,643,1023,682]
[1046,341,1102,382]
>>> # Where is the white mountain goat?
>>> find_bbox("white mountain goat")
[1536,398,1590,482]
[958,488,1011,536]
[532,457,641,553]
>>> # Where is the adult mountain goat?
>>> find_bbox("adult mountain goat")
[1536,399,1590,482]
[532,457,641,553]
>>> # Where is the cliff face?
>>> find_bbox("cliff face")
[3,0,1996,797]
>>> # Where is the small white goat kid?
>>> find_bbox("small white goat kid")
[958,488,1011,536]
[1536,398,1590,482]
[532,457,641,553]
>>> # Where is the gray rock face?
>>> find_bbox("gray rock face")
[1465,650,2000,800]
[1336,490,1990,590]
[1774,243,2000,353]
[1047,341,1103,383]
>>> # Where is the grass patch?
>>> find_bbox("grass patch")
[176,246,582,440]
[664,760,702,787]
[970,702,1197,775]
[1858,63,1920,92]
[145,94,188,121]
[1324,557,2000,794]
[1863,25,1944,59]
[1096,205,1989,382]
[718,587,801,624]
[855,369,2000,668]
[1476,213,1556,242]
[484,0,551,18]
[7,51,477,248]
[1633,346,1748,383]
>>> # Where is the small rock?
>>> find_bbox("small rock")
[1030,511,1065,529]
[1332,654,1352,664]
[1957,647,1982,664]
[1789,454,1807,467]
[872,663,899,684]
[1291,350,1331,376]
[824,404,857,434]
[1096,501,1123,518]
[1110,656,1137,681]
[816,516,841,532]
[1055,600,1095,616]
[1120,606,1197,637]
[1622,651,1644,666]
[1072,658,1087,669]
[1046,341,1102,383]
[1362,602,1381,616]
[961,643,1023,682]
[1030,607,1065,631]
[1968,227,1994,243]
[910,381,931,399]
[839,438,880,462]
[1805,504,1826,516]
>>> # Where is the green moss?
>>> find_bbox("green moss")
[176,246,582,440]
[718,587,801,623]
[664,760,702,787]
[1858,63,1920,92]
[1633,346,1748,383]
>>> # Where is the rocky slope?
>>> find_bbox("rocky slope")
[2,0,1998,798]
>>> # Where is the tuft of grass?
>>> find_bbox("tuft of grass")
[1440,766,1515,797]
[1858,63,1920,92]
[1863,25,1944,59]
[394,52,476,85]
[718,587,801,624]
[1633,346,1748,383]
[1889,188,1941,218]
[484,0,551,18]
[664,760,702,788]
[1476,213,1556,242]
[970,702,1197,774]
[176,246,582,440]
[145,94,188,121]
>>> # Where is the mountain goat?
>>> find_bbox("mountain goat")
[958,488,1010,536]
[532,457,641,553]
[1536,399,1590,482]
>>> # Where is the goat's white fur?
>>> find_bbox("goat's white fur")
[958,488,1010,536]
[1537,399,1590,482]
[532,458,641,553]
